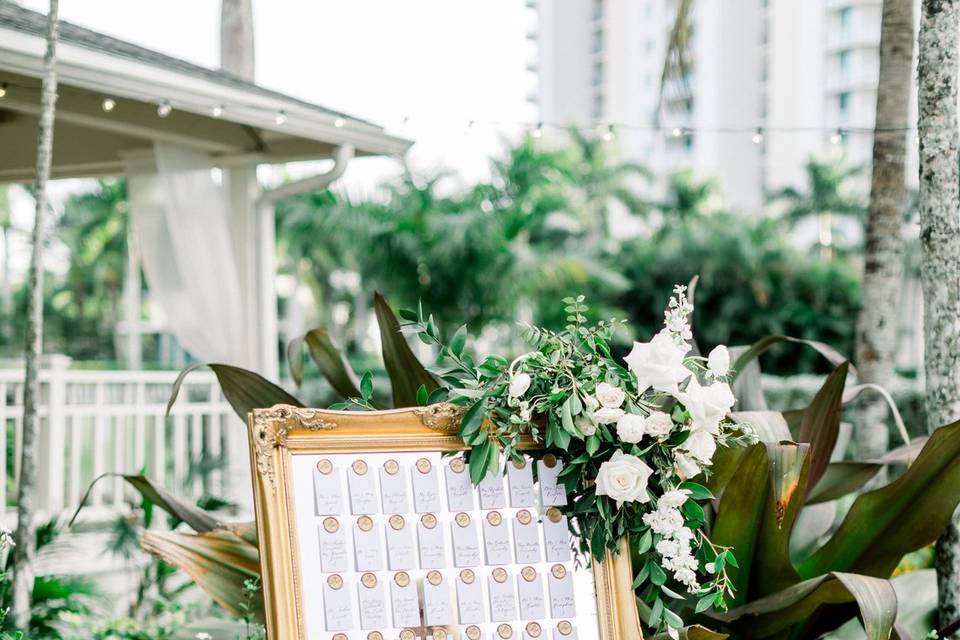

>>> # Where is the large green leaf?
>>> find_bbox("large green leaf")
[729,346,768,411]
[797,362,849,495]
[715,572,896,640]
[730,336,853,383]
[141,529,262,621]
[800,420,960,579]
[288,328,362,399]
[373,291,439,407]
[69,473,222,533]
[807,462,882,505]
[167,363,303,422]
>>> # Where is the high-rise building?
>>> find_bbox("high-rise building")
[528,0,919,214]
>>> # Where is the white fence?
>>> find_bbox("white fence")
[0,356,240,523]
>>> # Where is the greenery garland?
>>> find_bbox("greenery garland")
[399,285,756,635]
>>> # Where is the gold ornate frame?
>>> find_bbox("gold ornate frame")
[248,403,644,640]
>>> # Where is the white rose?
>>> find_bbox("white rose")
[615,413,646,444]
[623,330,692,395]
[684,428,717,465]
[594,406,625,424]
[659,489,691,509]
[707,345,731,378]
[643,411,674,438]
[575,414,598,437]
[678,377,735,434]
[583,394,599,412]
[595,382,626,408]
[509,372,531,398]
[595,450,654,507]
[674,453,701,480]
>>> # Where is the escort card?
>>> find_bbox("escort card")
[542,508,571,562]
[353,516,384,571]
[455,569,485,624]
[548,565,576,618]
[446,457,475,511]
[357,572,389,629]
[478,470,506,509]
[517,566,546,620]
[451,512,482,567]
[417,513,446,569]
[523,622,544,640]
[380,459,410,513]
[385,514,416,570]
[538,455,567,506]
[512,510,541,564]
[323,574,353,631]
[390,572,421,628]
[318,517,350,572]
[348,459,379,514]
[412,458,443,512]
[507,458,535,507]
[488,568,518,622]
[483,511,512,566]
[423,570,454,625]
[552,621,577,640]
[314,459,345,515]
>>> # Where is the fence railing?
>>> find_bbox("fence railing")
[0,356,240,523]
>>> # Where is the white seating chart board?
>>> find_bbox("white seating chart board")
[291,450,601,640]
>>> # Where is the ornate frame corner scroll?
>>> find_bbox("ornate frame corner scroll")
[247,403,643,640]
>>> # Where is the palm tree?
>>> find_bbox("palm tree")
[656,169,718,222]
[767,158,866,258]
[12,0,59,628]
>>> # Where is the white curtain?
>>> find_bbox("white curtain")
[127,143,243,363]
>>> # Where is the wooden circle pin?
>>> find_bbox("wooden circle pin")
[546,507,563,523]
[384,458,400,475]
[542,453,558,468]
[551,564,567,579]
[389,514,406,530]
[333,634,348,640]
[361,572,377,588]
[316,458,333,474]
[497,624,514,639]
[556,621,573,636]
[416,457,432,474]
[460,568,476,584]
[455,512,471,527]
[421,513,438,529]
[526,623,542,638]
[426,570,443,586]
[394,571,411,587]
[433,629,448,640]
[450,458,466,473]
[400,630,416,640]
[486,511,503,526]
[521,566,537,582]
[368,632,384,640]
[516,509,533,525]
[492,567,508,583]
[352,459,368,475]
[322,517,339,533]
[512,458,527,470]
[357,515,374,531]
[465,626,482,640]
[327,574,343,590]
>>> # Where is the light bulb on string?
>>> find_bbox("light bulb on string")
[670,126,683,138]
[0,83,7,98]
[602,124,614,142]
[532,122,543,139]
[829,129,843,145]
[101,97,116,112]
[212,104,224,118]
[334,117,345,128]
[275,110,287,125]
[157,100,172,118]
[751,127,764,145]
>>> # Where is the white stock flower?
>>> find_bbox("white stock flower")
[595,450,654,507]
[575,414,598,437]
[509,372,531,398]
[656,539,681,559]
[623,330,692,395]
[674,453,701,480]
[615,413,646,444]
[678,376,735,434]
[673,567,700,591]
[659,489,691,509]
[642,507,684,537]
[594,406,625,424]
[684,429,717,465]
[643,411,674,438]
[707,345,731,378]
[595,382,626,408]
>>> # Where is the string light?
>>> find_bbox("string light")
[334,116,345,128]
[0,83,6,98]
[830,129,844,145]
[602,124,614,142]
[157,100,172,118]
[275,110,287,125]
[101,97,116,112]
[532,122,543,138]
[212,104,224,117]
[670,126,683,138]
[751,127,764,144]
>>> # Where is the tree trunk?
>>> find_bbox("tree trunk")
[220,0,255,81]
[918,1,960,636]
[10,0,60,629]
[853,0,914,478]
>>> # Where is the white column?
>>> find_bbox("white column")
[122,225,143,370]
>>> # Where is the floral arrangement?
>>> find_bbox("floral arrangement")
[402,285,755,634]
